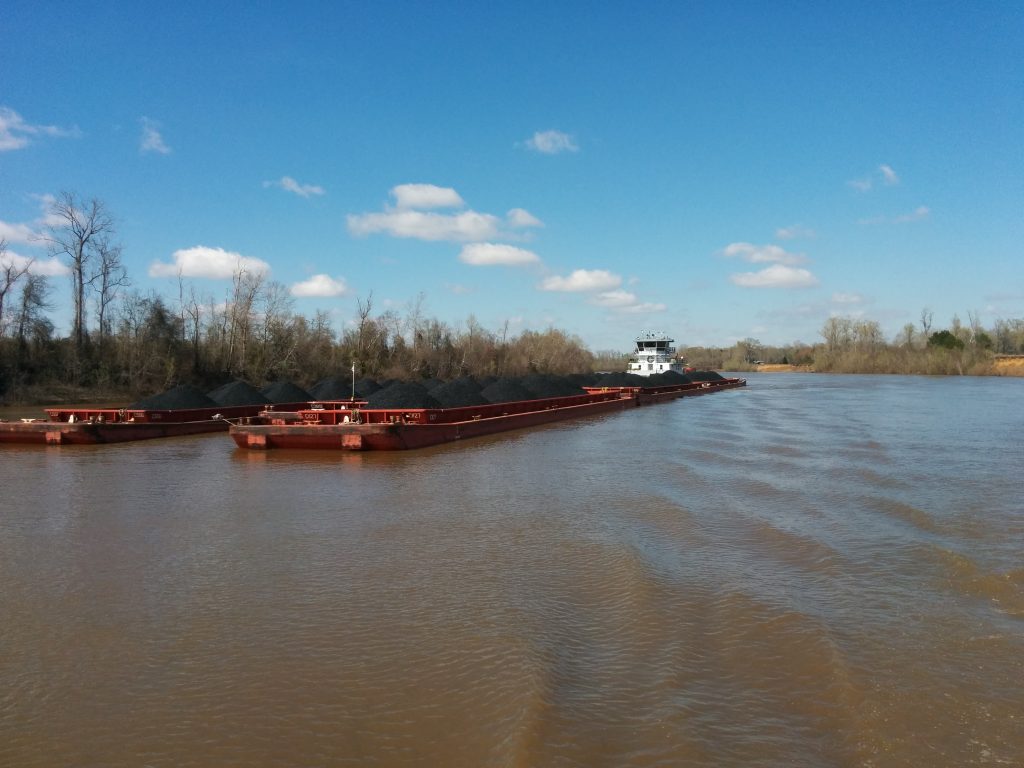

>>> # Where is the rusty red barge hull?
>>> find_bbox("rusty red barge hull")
[231,378,746,451]
[0,402,311,445]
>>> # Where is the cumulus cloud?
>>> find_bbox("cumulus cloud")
[149,246,270,279]
[459,243,540,266]
[264,176,325,198]
[860,205,931,226]
[506,208,543,229]
[721,242,807,265]
[525,130,579,154]
[140,117,171,155]
[775,224,815,240]
[0,248,69,276]
[590,290,666,313]
[0,219,37,245]
[849,163,901,192]
[832,292,865,304]
[616,301,667,314]
[0,106,77,152]
[730,264,819,289]
[290,274,349,297]
[894,205,930,223]
[347,184,541,243]
[539,269,621,292]
[591,289,637,308]
[880,164,899,185]
[392,184,463,210]
[348,209,501,241]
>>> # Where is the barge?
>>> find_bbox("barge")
[0,402,311,445]
[230,376,745,452]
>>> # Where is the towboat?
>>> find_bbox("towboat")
[628,331,688,376]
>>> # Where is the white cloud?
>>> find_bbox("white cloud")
[459,243,540,266]
[591,290,665,313]
[617,301,667,314]
[895,205,930,223]
[290,274,349,297]
[722,242,807,265]
[540,269,621,292]
[140,117,171,155]
[832,292,865,304]
[729,264,819,289]
[264,176,325,198]
[860,205,930,226]
[446,283,472,295]
[0,106,76,152]
[348,185,541,244]
[0,248,70,276]
[506,208,543,229]
[525,130,579,154]
[0,219,37,245]
[348,209,500,241]
[849,164,901,192]
[591,289,637,307]
[392,184,463,210]
[775,224,815,240]
[149,245,270,278]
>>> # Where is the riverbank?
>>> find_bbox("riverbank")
[992,356,1024,376]
[754,358,1024,376]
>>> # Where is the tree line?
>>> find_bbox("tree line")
[2,193,1022,403]
[0,194,603,402]
[682,310,1024,376]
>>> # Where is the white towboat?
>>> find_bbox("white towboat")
[627,331,688,376]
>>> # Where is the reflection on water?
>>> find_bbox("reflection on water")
[1,374,1022,767]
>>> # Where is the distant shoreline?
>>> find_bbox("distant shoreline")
[753,357,1024,376]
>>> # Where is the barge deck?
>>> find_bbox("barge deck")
[230,378,745,451]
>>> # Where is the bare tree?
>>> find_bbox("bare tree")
[225,267,264,375]
[0,239,32,336]
[43,192,116,354]
[15,274,52,352]
[898,323,916,348]
[92,237,129,347]
[821,316,852,353]
[920,307,933,339]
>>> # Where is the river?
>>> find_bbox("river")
[1,373,1021,767]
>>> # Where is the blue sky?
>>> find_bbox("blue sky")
[2,2,1021,352]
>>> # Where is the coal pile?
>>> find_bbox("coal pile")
[687,370,725,382]
[261,380,312,403]
[480,378,537,404]
[566,372,600,387]
[419,377,444,392]
[354,377,381,397]
[310,377,353,400]
[594,372,648,387]
[646,370,691,386]
[365,381,442,409]
[430,376,489,408]
[207,379,270,407]
[130,384,218,410]
[521,373,585,398]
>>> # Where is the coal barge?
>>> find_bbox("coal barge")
[0,381,311,445]
[230,333,746,452]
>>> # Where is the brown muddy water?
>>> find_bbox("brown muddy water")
[1,373,1022,767]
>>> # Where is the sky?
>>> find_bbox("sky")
[2,1,1022,352]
